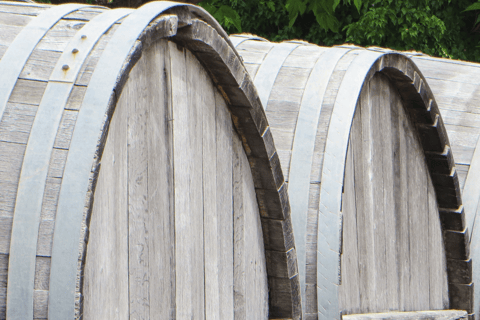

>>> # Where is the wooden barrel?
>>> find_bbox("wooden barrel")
[0,2,301,319]
[231,35,473,319]
[402,53,480,319]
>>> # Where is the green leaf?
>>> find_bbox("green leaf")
[333,0,341,10]
[212,5,242,32]
[286,0,306,27]
[464,2,480,12]
[267,1,276,12]
[353,0,362,12]
[199,3,218,15]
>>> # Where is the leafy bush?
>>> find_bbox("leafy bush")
[199,0,480,62]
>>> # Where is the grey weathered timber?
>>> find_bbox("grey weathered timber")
[82,65,129,319]
[232,35,471,319]
[216,90,235,320]
[48,3,180,318]
[284,47,350,307]
[317,50,382,320]
[0,2,302,319]
[342,310,468,320]
[231,33,266,48]
[0,3,87,123]
[6,9,129,320]
[254,43,299,109]
[176,20,301,319]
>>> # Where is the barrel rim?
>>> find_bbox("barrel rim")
[230,36,472,318]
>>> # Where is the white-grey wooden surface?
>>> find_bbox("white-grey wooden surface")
[0,3,302,318]
[338,73,448,315]
[232,35,468,319]
[83,39,269,319]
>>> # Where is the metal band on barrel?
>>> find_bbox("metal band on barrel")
[317,50,382,320]
[253,43,299,110]
[288,47,351,313]
[6,8,131,320]
[47,2,184,319]
[0,4,86,124]
[1,5,90,320]
[230,35,266,48]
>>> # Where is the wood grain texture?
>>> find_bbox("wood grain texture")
[81,35,271,319]
[343,310,468,320]
[233,132,246,320]
[203,40,220,320]
[0,6,299,318]
[82,49,129,319]
[171,43,205,320]
[216,90,235,320]
[146,39,176,320]
[338,73,448,315]
[127,35,151,319]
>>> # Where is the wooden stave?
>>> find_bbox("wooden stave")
[0,3,301,319]
[232,36,472,319]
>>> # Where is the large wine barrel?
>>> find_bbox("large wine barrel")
[0,2,301,319]
[231,35,473,319]
[402,53,480,319]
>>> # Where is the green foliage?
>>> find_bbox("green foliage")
[465,2,480,12]
[199,0,480,62]
[201,0,242,32]
[344,1,447,56]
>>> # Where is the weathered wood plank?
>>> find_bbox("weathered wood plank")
[343,309,468,320]
[19,49,60,82]
[127,34,150,320]
[236,40,274,54]
[0,253,7,289]
[233,132,246,320]
[64,85,87,111]
[9,79,46,105]
[47,148,67,179]
[428,180,449,309]
[0,11,32,26]
[203,51,220,320]
[0,141,25,218]
[358,80,376,311]
[215,89,235,320]
[36,19,87,52]
[82,55,129,319]
[36,219,54,257]
[0,102,37,144]
[457,164,469,192]
[371,75,387,312]
[444,125,478,165]
[0,24,22,47]
[381,75,399,311]
[53,110,77,150]
[395,94,411,311]
[242,147,268,319]
[273,67,311,89]
[39,177,61,220]
[34,256,50,291]
[0,3,47,16]
[75,23,119,86]
[243,63,260,79]
[33,289,48,319]
[0,287,4,319]
[171,43,205,320]
[63,8,104,21]
[146,39,175,320]
[338,138,361,315]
